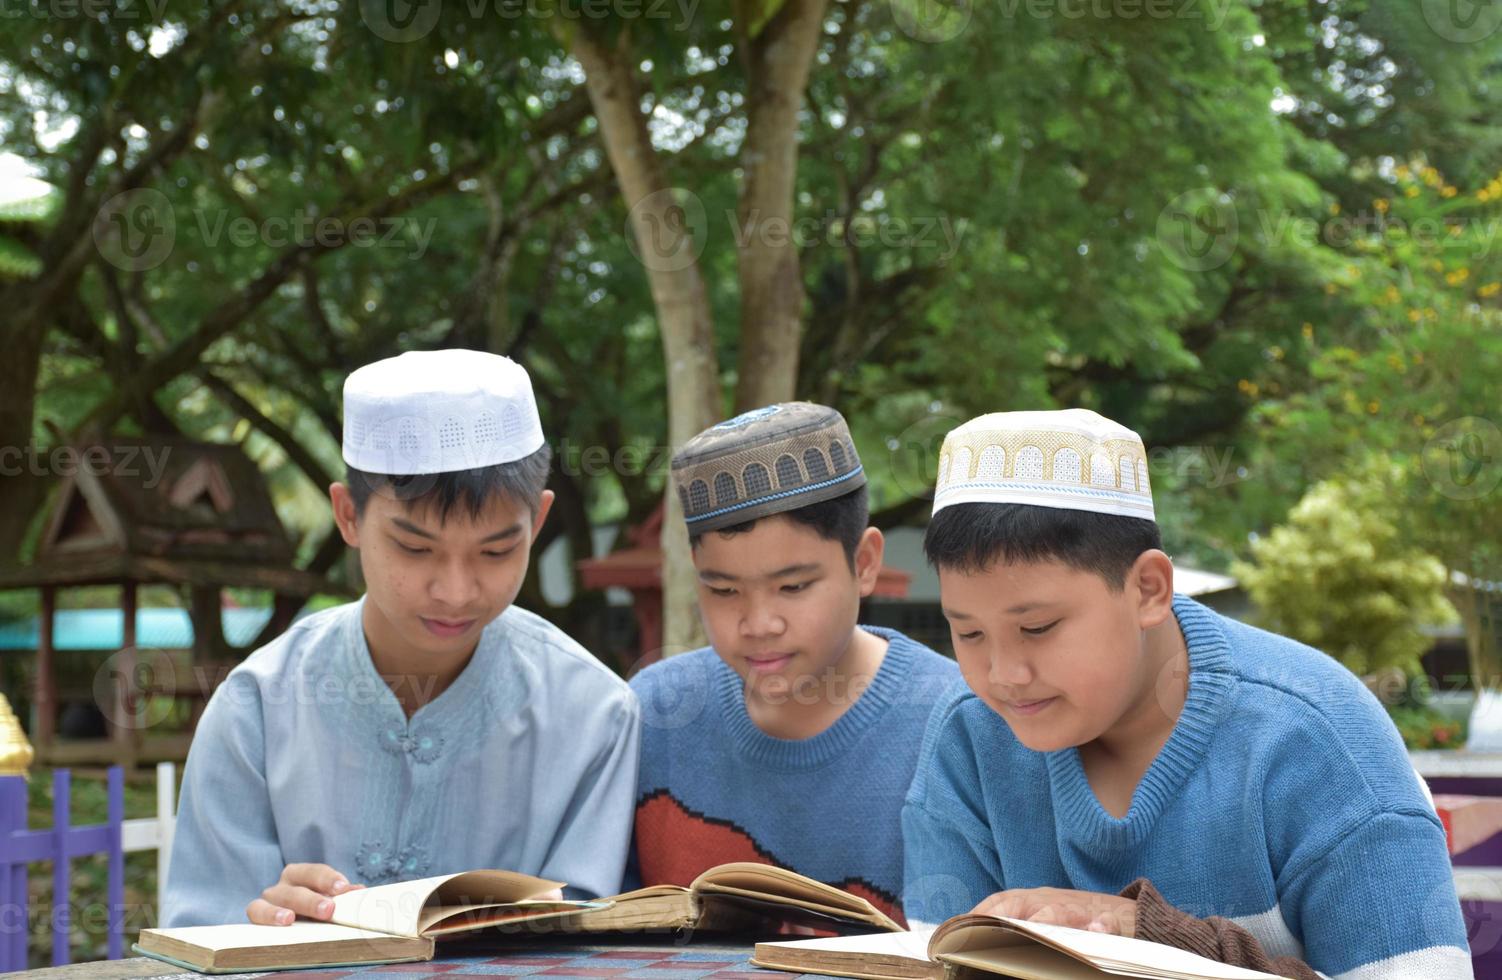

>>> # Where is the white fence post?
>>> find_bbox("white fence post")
[117,761,177,913]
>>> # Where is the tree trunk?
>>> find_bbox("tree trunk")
[0,296,53,560]
[732,0,829,413]
[571,24,721,658]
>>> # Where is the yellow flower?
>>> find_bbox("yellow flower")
[1269,345,1285,361]
[1481,189,1494,203]
[1480,281,1501,298]
[1442,186,1459,198]
[1405,185,1421,199]
[1374,198,1390,214]
[1407,308,1423,322]
[1446,269,1470,285]
[1302,322,1315,340]
[1368,401,1381,415]
[1383,286,1401,304]
[1329,202,1341,216]
[1396,165,1411,180]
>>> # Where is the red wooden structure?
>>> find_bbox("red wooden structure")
[576,504,911,669]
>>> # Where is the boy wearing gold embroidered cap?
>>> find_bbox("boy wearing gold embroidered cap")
[902,409,1469,979]
[629,403,959,925]
[163,350,640,929]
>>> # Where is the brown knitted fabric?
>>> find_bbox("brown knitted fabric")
[1120,878,1323,980]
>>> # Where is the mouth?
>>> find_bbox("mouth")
[1003,697,1058,716]
[420,616,478,638]
[745,653,795,675]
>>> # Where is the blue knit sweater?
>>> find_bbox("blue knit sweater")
[631,627,959,924]
[902,596,1471,979]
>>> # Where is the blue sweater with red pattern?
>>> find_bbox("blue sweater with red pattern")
[629,626,959,924]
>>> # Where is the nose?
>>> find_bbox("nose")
[739,595,786,639]
[428,556,480,609]
[987,643,1035,691]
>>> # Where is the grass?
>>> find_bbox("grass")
[19,768,165,970]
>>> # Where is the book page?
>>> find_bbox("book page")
[143,922,398,952]
[696,863,868,913]
[933,916,1285,980]
[332,869,563,937]
[760,928,938,962]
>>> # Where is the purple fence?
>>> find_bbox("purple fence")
[0,768,125,973]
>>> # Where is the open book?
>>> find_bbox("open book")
[520,862,904,936]
[752,913,1292,980]
[134,870,605,973]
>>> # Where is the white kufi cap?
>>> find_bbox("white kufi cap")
[932,408,1155,521]
[342,349,545,475]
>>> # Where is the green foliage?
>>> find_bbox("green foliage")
[1388,704,1467,751]
[1234,466,1457,676]
[1,0,1497,630]
[0,174,59,280]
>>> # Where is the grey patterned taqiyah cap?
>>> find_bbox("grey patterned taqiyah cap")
[671,402,865,533]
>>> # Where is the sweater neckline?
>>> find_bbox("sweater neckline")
[1047,595,1236,850]
[714,626,918,771]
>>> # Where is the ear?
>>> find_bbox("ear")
[329,482,362,549]
[1130,549,1175,629]
[854,527,885,598]
[530,489,556,540]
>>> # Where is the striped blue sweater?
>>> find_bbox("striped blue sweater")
[631,627,960,923]
[902,596,1471,979]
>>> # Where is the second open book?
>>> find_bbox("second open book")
[752,914,1293,980]
[135,861,903,973]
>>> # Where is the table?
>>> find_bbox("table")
[3,940,811,980]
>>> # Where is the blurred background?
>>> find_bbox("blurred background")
[1,0,1501,962]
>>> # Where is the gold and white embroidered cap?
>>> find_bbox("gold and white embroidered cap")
[931,408,1155,521]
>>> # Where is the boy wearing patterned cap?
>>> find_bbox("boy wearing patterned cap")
[902,409,1469,979]
[629,403,959,925]
[163,350,640,928]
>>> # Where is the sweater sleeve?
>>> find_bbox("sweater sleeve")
[1122,879,1323,980]
[901,697,1008,927]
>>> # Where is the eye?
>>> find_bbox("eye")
[781,581,811,594]
[1022,620,1060,636]
[394,540,430,555]
[955,630,983,643]
[482,547,517,559]
[706,586,736,597]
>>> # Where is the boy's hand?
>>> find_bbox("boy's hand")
[247,864,364,926]
[971,887,1136,937]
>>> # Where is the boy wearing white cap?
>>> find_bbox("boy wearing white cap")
[162,350,640,928]
[902,410,1469,979]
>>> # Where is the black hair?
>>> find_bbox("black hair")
[346,443,553,523]
[689,484,869,569]
[923,502,1161,591]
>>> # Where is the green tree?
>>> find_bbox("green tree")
[1234,467,1456,676]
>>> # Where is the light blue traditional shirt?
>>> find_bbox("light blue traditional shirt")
[162,597,640,927]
